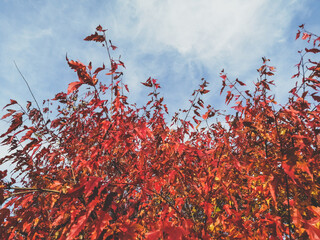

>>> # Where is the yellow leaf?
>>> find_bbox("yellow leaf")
[260,204,268,212]
[208,223,214,232]
[33,218,39,227]
[214,206,221,213]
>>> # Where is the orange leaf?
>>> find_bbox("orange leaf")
[282,162,297,184]
[302,33,310,40]
[67,82,83,95]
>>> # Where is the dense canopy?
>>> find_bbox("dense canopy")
[1,25,320,239]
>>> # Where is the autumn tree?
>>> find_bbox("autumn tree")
[1,24,320,239]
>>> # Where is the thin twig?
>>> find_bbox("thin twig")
[103,33,114,105]
[4,187,61,201]
[184,90,200,122]
[13,61,42,114]
[8,186,60,194]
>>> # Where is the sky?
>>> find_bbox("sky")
[0,0,320,172]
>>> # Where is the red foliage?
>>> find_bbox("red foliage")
[1,25,320,239]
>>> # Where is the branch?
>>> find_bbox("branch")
[13,61,42,114]
[9,187,60,193]
[4,187,61,201]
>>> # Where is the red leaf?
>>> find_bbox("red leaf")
[1,112,24,137]
[194,110,201,117]
[298,162,313,181]
[200,89,210,94]
[119,60,126,68]
[151,78,156,85]
[314,37,320,46]
[66,213,89,240]
[134,127,146,140]
[66,56,86,71]
[26,101,31,111]
[66,185,85,198]
[52,214,64,227]
[124,84,129,92]
[146,230,161,240]
[312,94,320,102]
[66,56,95,86]
[220,74,227,81]
[52,92,67,100]
[202,112,208,120]
[296,30,301,40]
[91,210,112,239]
[197,99,204,108]
[291,73,300,79]
[84,32,105,42]
[223,204,232,215]
[67,82,83,95]
[305,48,320,54]
[83,177,101,197]
[93,64,105,75]
[220,81,226,94]
[236,79,246,86]
[19,194,33,208]
[305,222,320,240]
[1,109,16,120]
[225,91,233,104]
[268,175,278,208]
[141,78,153,87]
[20,128,35,143]
[96,25,106,32]
[164,226,186,240]
[282,162,297,184]
[3,99,17,109]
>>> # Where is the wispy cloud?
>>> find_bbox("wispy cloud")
[111,0,310,107]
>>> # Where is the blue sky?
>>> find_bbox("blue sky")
[0,0,320,171]
[0,0,319,110]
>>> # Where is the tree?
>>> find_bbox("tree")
[0,24,320,239]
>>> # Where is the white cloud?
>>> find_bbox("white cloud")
[116,0,304,70]
[107,0,309,110]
